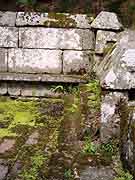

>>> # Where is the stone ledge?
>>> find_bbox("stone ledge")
[0,73,88,83]
[16,12,93,29]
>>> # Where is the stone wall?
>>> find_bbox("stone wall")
[0,11,123,98]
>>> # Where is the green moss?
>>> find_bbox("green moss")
[43,13,77,28]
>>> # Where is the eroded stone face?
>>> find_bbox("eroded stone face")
[16,12,93,29]
[0,27,18,48]
[8,49,62,74]
[0,11,16,26]
[97,30,135,89]
[91,11,123,30]
[101,92,128,142]
[19,28,95,50]
[0,49,8,72]
[95,30,117,54]
[63,51,92,74]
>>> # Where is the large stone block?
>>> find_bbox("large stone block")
[8,49,62,74]
[101,91,128,142]
[0,83,7,95]
[63,51,92,74]
[0,11,16,26]
[95,30,117,54]
[16,12,93,29]
[0,49,8,72]
[19,28,95,50]
[0,27,18,48]
[91,11,123,30]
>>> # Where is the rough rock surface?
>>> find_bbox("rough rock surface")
[63,51,92,74]
[80,166,115,180]
[91,11,123,30]
[101,92,128,142]
[19,28,95,50]
[97,30,135,89]
[16,12,93,29]
[0,49,7,72]
[0,11,16,26]
[95,30,117,54]
[0,27,18,48]
[8,49,62,74]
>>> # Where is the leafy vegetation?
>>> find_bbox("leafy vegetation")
[64,169,74,180]
[82,137,97,155]
[114,165,133,180]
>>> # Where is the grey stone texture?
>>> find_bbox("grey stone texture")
[95,30,117,54]
[0,11,16,26]
[8,49,62,74]
[0,49,8,72]
[0,27,18,48]
[91,11,123,30]
[97,30,135,90]
[101,91,128,142]
[63,51,92,74]
[0,83,7,95]
[19,28,95,50]
[16,12,93,29]
[80,166,115,180]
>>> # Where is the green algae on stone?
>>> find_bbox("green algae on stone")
[44,13,77,28]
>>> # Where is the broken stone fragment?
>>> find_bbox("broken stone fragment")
[91,11,123,31]
[63,51,92,75]
[19,27,95,50]
[0,11,16,26]
[97,30,135,89]
[8,49,62,74]
[0,139,15,154]
[16,12,93,29]
[95,30,117,54]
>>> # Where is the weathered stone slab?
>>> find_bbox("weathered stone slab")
[0,11,16,26]
[0,73,88,83]
[0,49,8,72]
[16,12,93,29]
[91,11,123,30]
[19,28,95,50]
[101,91,128,142]
[21,84,62,97]
[63,51,92,74]
[95,30,117,54]
[97,30,135,89]
[0,27,18,48]
[0,160,8,180]
[0,139,15,154]
[8,49,62,74]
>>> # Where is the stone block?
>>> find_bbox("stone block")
[19,28,95,50]
[91,11,123,30]
[21,84,61,97]
[0,11,16,26]
[0,49,8,72]
[63,51,92,74]
[8,49,62,74]
[101,92,128,142]
[0,27,18,48]
[95,30,117,54]
[8,83,21,96]
[0,83,7,95]
[16,12,93,29]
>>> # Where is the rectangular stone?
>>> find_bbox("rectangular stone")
[8,83,21,96]
[0,27,18,48]
[0,83,7,95]
[16,12,92,29]
[63,50,92,74]
[8,49,62,74]
[0,49,7,72]
[19,28,95,50]
[0,11,16,26]
[0,73,87,83]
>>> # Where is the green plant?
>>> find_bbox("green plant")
[16,0,37,6]
[19,151,46,180]
[82,137,97,155]
[100,142,114,155]
[64,169,74,180]
[114,166,133,180]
